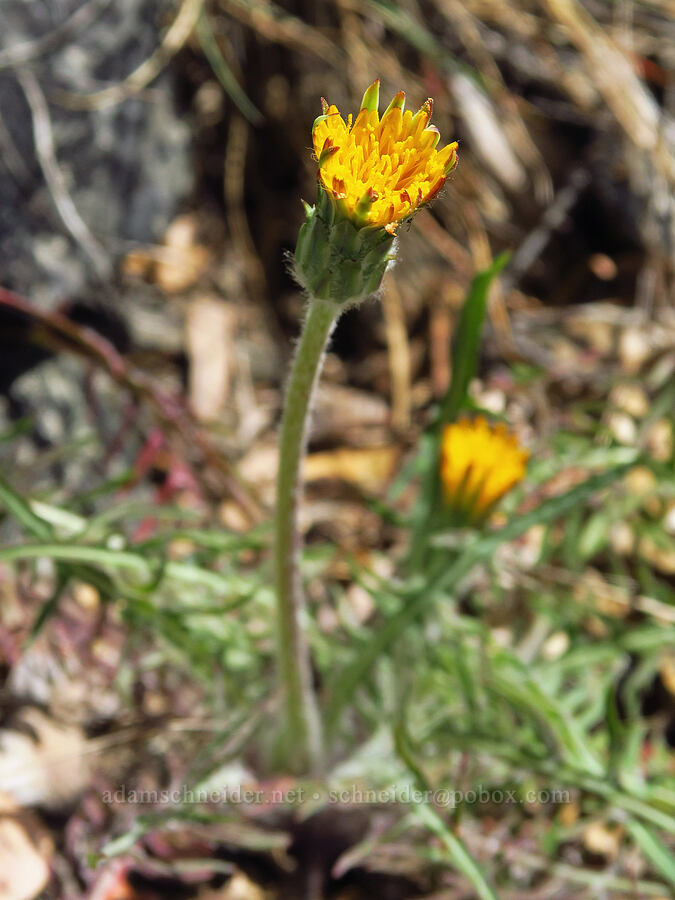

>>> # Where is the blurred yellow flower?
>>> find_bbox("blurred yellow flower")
[312,80,458,232]
[440,417,529,523]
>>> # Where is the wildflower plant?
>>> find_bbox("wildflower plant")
[1,73,672,900]
[440,417,529,526]
[294,80,457,304]
[275,81,458,772]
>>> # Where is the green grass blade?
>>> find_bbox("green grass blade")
[197,11,263,126]
[415,803,498,900]
[626,820,675,886]
[487,667,604,776]
[440,252,510,423]
[364,0,476,81]
[0,541,252,595]
[0,474,121,637]
[0,417,33,445]
[0,473,53,539]
[327,456,639,729]
[0,542,152,574]
[395,722,499,900]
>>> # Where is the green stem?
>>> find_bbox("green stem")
[274,295,340,773]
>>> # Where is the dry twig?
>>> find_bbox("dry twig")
[0,287,264,522]
[16,68,111,279]
[543,0,675,183]
[0,0,112,70]
[51,0,204,110]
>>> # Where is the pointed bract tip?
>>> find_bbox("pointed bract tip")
[320,97,329,115]
[383,91,406,117]
[354,186,379,225]
[360,79,381,113]
[312,112,330,134]
[444,143,459,174]
[413,98,433,119]
[423,124,440,147]
[318,139,340,168]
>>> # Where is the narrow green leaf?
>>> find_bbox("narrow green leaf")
[196,12,263,126]
[363,0,478,81]
[30,572,69,639]
[0,541,247,594]
[394,722,498,900]
[604,682,625,773]
[0,474,52,539]
[627,821,675,886]
[577,509,612,560]
[430,721,675,834]
[102,817,154,857]
[0,542,151,575]
[0,417,33,445]
[487,668,604,776]
[0,474,88,638]
[415,803,499,900]
[327,456,639,729]
[440,252,510,423]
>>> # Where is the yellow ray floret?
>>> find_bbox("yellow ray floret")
[441,417,529,521]
[312,80,458,232]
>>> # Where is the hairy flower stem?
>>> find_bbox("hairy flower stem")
[274,295,339,774]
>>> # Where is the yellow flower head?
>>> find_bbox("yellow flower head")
[440,417,529,523]
[312,80,458,232]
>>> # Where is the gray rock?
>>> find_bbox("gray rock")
[0,0,193,308]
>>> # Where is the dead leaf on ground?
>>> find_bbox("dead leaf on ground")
[565,315,614,355]
[619,327,651,373]
[558,800,579,827]
[198,871,267,900]
[659,654,675,697]
[450,72,527,192]
[305,446,400,495]
[0,814,50,900]
[0,708,89,810]
[186,296,237,421]
[573,569,630,618]
[583,821,623,859]
[639,535,675,575]
[123,213,211,293]
[301,500,384,549]
[88,860,138,900]
[646,418,674,461]
[312,385,390,443]
[608,383,649,418]
[237,442,278,505]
